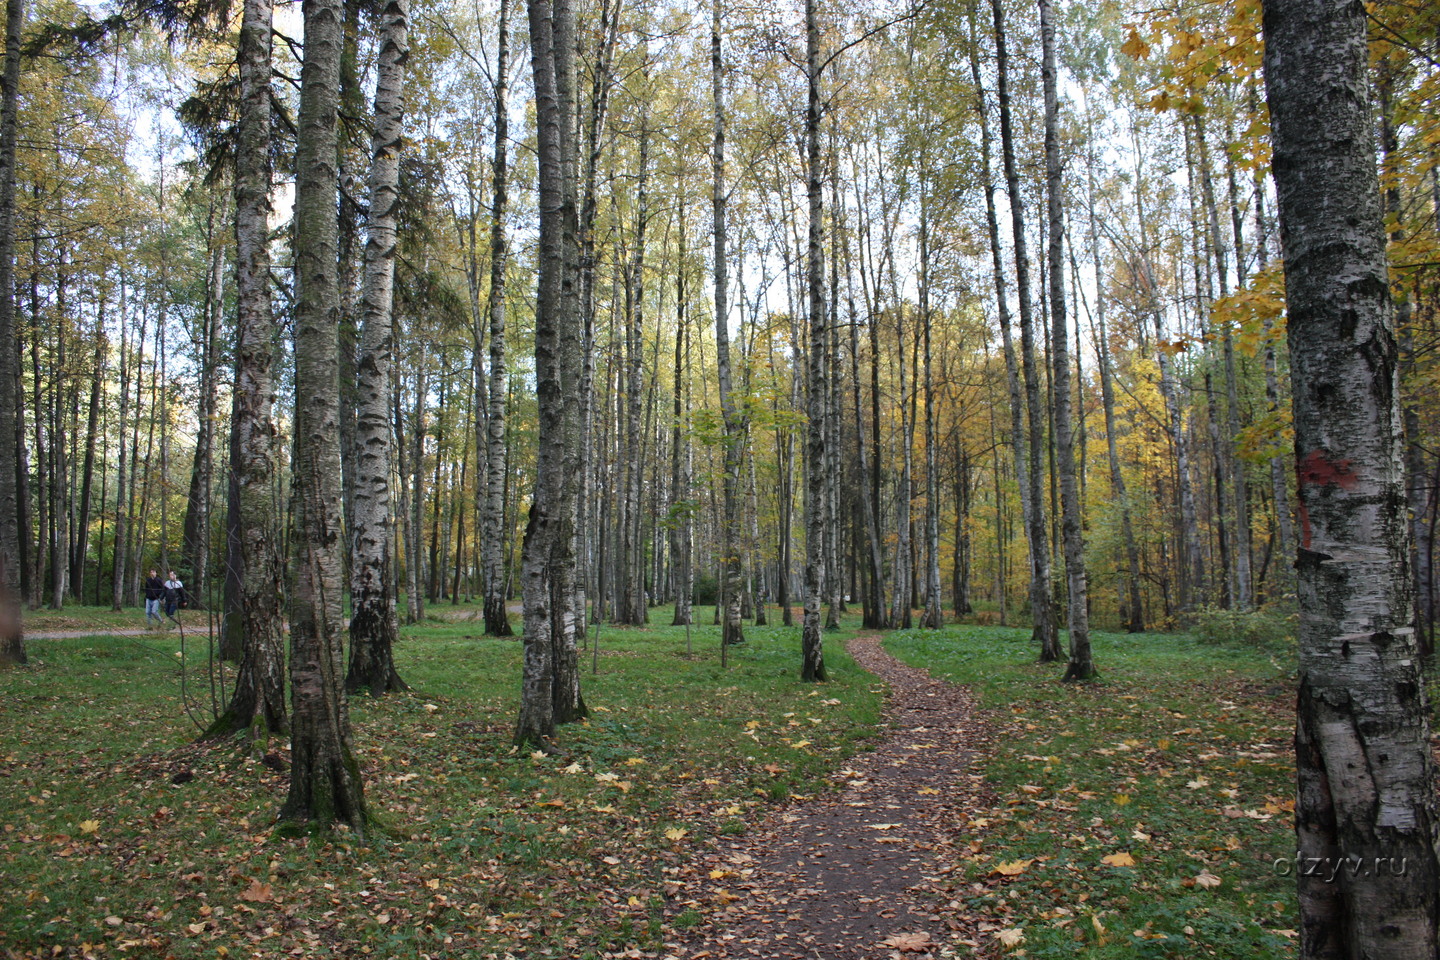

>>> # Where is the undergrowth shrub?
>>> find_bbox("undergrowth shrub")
[1189,603,1297,650]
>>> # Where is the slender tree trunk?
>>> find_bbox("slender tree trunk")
[799,0,827,683]
[670,203,693,627]
[1083,113,1143,632]
[70,318,103,605]
[712,0,745,648]
[0,0,22,665]
[991,0,1058,660]
[1039,0,1093,679]
[919,195,943,629]
[482,0,515,638]
[204,0,286,738]
[182,234,221,607]
[280,0,368,831]
[1263,0,1440,953]
[346,0,409,696]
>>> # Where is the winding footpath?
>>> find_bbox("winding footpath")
[675,635,988,959]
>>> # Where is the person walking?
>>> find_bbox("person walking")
[144,569,164,628]
[163,570,185,624]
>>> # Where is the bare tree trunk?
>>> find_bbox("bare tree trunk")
[712,0,744,649]
[516,0,586,749]
[346,0,409,696]
[619,119,649,626]
[0,0,23,665]
[280,0,368,831]
[204,0,286,738]
[182,229,222,607]
[991,0,1058,660]
[1039,0,1093,680]
[799,0,827,683]
[1083,109,1142,632]
[1263,0,1440,953]
[919,194,943,630]
[670,203,693,627]
[482,0,515,638]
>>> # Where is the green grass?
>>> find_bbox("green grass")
[0,612,881,959]
[886,626,1298,959]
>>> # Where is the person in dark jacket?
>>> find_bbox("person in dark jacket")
[144,570,164,628]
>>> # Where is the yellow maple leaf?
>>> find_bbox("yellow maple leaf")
[1101,852,1136,867]
[79,820,100,835]
[993,859,1031,876]
[664,827,688,840]
[995,927,1026,949]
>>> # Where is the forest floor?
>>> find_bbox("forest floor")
[1,605,1302,959]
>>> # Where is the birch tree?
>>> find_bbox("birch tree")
[1262,0,1440,953]
[280,0,367,830]
[346,0,409,696]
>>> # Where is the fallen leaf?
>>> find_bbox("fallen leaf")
[995,927,1026,949]
[917,787,940,796]
[993,859,1031,876]
[1101,852,1136,867]
[562,762,584,774]
[79,820,100,835]
[880,931,934,952]
[1194,869,1222,889]
[239,880,274,903]
[664,827,687,840]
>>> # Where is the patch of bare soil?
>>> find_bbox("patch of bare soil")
[671,635,991,959]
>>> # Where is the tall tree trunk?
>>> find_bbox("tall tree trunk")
[482,0,515,638]
[799,0,827,683]
[0,0,22,665]
[670,203,693,627]
[516,0,586,749]
[182,231,222,607]
[1083,110,1143,632]
[70,317,103,606]
[619,118,649,626]
[1039,0,1093,680]
[1263,0,1440,954]
[346,0,409,696]
[991,0,1058,660]
[919,194,944,630]
[204,0,286,738]
[712,0,744,649]
[280,0,368,831]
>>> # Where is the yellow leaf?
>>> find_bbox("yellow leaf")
[1101,852,1136,867]
[1194,869,1222,889]
[664,827,688,840]
[709,869,730,879]
[917,787,940,796]
[1121,27,1151,59]
[1113,794,1132,806]
[624,757,646,766]
[79,820,100,835]
[593,804,616,813]
[790,740,811,749]
[425,878,441,890]
[562,762,584,774]
[995,927,1026,949]
[993,859,1032,876]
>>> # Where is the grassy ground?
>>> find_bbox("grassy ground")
[886,626,1298,959]
[0,609,881,959]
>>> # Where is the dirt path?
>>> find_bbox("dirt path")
[673,635,988,959]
